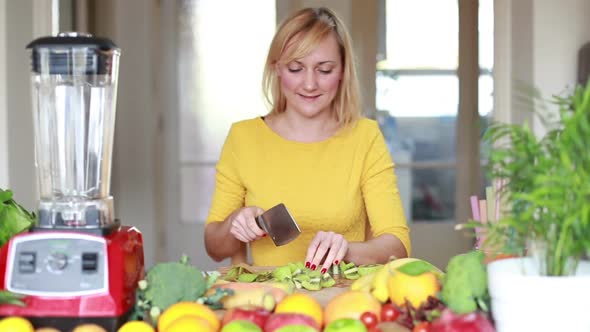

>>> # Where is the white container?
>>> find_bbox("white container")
[487,257,590,332]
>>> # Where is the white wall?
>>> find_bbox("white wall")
[495,0,590,130]
[532,0,590,135]
[0,0,8,189]
[2,1,36,207]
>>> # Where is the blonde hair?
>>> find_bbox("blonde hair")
[262,7,362,127]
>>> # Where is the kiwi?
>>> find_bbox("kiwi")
[301,279,322,291]
[358,264,383,276]
[320,273,336,288]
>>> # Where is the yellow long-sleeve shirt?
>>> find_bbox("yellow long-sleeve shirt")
[206,117,410,266]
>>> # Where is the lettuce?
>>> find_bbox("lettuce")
[0,188,35,247]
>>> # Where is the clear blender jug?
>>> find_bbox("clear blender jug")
[28,32,120,230]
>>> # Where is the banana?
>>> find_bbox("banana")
[370,258,421,303]
[370,265,391,303]
[350,272,376,292]
[220,288,276,311]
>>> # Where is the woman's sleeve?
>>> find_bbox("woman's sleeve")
[361,123,411,256]
[206,125,246,224]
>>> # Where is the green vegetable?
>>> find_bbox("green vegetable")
[440,250,489,314]
[133,255,231,323]
[0,188,35,247]
[0,291,25,306]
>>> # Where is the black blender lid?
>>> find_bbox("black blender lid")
[26,32,119,51]
[27,32,119,75]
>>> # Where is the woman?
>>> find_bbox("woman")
[204,7,410,272]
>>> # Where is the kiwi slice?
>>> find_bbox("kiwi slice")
[358,264,383,276]
[320,273,336,288]
[301,280,322,291]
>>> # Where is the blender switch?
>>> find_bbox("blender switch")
[18,252,36,273]
[82,253,98,272]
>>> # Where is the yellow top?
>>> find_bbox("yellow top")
[206,117,410,266]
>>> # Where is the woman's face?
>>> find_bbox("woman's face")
[277,33,343,120]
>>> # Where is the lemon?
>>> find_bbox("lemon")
[387,270,440,308]
[0,316,34,332]
[162,316,214,332]
[274,293,323,327]
[157,302,219,332]
[117,320,155,332]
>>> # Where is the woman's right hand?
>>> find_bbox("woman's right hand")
[227,206,266,243]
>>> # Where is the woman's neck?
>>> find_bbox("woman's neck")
[265,111,339,143]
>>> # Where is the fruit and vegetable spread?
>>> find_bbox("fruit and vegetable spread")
[0,251,498,332]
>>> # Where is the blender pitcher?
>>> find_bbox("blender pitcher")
[28,32,120,229]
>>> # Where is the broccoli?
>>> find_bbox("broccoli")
[133,255,232,323]
[440,250,489,314]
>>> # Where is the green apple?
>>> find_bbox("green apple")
[221,319,263,332]
[324,318,368,332]
[275,324,319,332]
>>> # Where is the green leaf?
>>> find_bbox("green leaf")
[0,291,25,307]
[0,189,12,203]
[396,260,443,277]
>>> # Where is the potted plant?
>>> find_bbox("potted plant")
[478,80,590,331]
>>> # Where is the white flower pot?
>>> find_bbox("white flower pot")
[487,257,590,332]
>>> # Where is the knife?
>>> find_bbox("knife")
[255,203,301,246]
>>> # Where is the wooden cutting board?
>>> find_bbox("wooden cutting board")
[217,265,353,307]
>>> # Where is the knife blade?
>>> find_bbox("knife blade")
[255,203,301,246]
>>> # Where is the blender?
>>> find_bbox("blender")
[0,33,144,331]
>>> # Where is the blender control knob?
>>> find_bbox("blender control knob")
[47,252,68,271]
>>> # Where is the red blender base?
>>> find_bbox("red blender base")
[0,226,144,331]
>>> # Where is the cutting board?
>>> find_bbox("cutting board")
[217,265,353,307]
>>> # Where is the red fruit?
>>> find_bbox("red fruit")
[429,309,495,332]
[222,306,272,329]
[413,321,431,332]
[360,311,379,329]
[264,313,320,332]
[380,303,401,322]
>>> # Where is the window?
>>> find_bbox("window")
[177,0,276,223]
[376,0,493,222]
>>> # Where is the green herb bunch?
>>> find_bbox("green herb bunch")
[482,80,590,276]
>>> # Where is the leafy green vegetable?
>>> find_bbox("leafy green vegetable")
[440,250,489,314]
[0,188,35,247]
[0,291,25,306]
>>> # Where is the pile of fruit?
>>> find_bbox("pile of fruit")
[0,250,498,331]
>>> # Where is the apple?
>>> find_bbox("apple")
[324,318,368,332]
[275,325,319,332]
[264,313,320,332]
[221,319,263,332]
[222,307,272,329]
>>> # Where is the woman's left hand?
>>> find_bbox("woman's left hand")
[305,231,349,274]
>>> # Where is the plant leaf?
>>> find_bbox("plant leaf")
[396,260,443,277]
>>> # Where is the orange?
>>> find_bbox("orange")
[323,290,381,325]
[274,293,323,327]
[387,270,440,308]
[117,320,155,332]
[162,316,214,332]
[0,316,34,332]
[157,302,220,332]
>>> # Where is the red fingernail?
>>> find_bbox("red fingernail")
[305,262,310,268]
[311,264,316,270]
[321,268,327,274]
[263,234,267,237]
[334,260,339,265]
